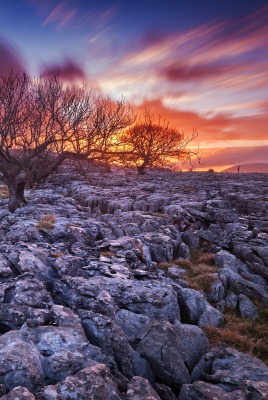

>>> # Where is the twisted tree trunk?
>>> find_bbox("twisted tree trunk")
[6,177,27,213]
[137,164,146,175]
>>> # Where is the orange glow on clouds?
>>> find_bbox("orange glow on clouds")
[1,1,267,171]
[94,8,268,171]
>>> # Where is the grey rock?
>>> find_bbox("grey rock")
[126,376,161,400]
[43,350,98,383]
[3,277,53,309]
[129,348,155,384]
[207,277,225,303]
[118,280,180,321]
[78,310,134,378]
[114,309,151,346]
[198,303,224,328]
[20,321,105,384]
[136,321,191,388]
[225,291,238,310]
[216,250,240,271]
[174,322,210,371]
[177,242,191,260]
[0,171,267,398]
[0,304,26,331]
[177,287,224,327]
[54,255,85,278]
[0,255,14,278]
[0,331,44,392]
[0,386,36,399]
[191,345,268,391]
[167,266,181,279]
[243,380,268,400]
[178,381,245,400]
[154,383,178,400]
[177,287,206,324]
[238,294,259,320]
[41,364,122,400]
[142,232,180,263]
[52,277,118,318]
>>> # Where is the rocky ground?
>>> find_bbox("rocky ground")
[0,170,267,399]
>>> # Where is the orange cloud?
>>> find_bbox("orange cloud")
[132,98,268,144]
[198,145,268,171]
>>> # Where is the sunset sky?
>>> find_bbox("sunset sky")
[0,0,267,171]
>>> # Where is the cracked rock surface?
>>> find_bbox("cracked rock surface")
[0,171,267,399]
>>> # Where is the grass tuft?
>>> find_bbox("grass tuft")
[99,250,116,258]
[36,214,56,229]
[0,185,9,199]
[204,307,268,363]
[157,251,218,294]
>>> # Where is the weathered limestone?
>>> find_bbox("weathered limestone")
[0,170,267,398]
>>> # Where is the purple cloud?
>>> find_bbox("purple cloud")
[0,39,26,75]
[160,63,227,82]
[41,59,86,81]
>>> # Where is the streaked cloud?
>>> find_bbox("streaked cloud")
[99,5,268,122]
[0,38,26,75]
[42,2,77,29]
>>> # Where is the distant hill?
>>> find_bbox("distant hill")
[222,163,268,173]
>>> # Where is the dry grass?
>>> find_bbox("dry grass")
[158,246,268,364]
[36,214,56,229]
[51,252,65,258]
[99,250,116,258]
[143,212,170,219]
[204,306,268,363]
[158,251,218,294]
[0,185,9,199]
[134,240,144,257]
[196,252,216,265]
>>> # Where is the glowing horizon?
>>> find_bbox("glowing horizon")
[0,0,267,171]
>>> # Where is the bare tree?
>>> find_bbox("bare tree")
[69,94,135,161]
[0,71,134,212]
[119,110,199,175]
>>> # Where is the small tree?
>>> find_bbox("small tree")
[0,71,134,212]
[119,110,199,175]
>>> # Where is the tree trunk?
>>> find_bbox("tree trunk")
[7,179,27,213]
[137,164,146,175]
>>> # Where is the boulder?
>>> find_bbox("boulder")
[0,386,36,399]
[178,381,245,400]
[41,364,122,400]
[243,380,268,400]
[114,309,151,345]
[191,345,268,391]
[174,322,210,371]
[238,294,259,320]
[126,376,161,400]
[0,331,44,392]
[78,310,134,378]
[136,321,191,388]
[177,287,224,327]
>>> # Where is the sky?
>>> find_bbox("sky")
[0,0,267,171]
